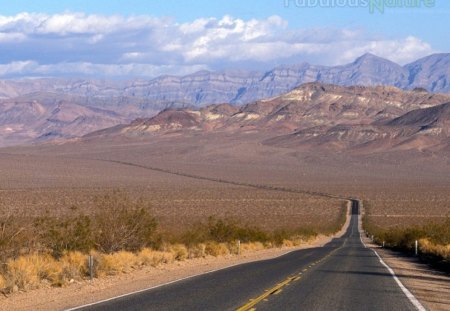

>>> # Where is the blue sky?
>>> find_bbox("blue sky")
[0,0,448,78]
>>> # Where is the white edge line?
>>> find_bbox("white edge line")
[66,201,352,311]
[358,202,427,311]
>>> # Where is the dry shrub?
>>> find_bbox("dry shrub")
[170,244,188,261]
[282,239,294,248]
[96,251,138,276]
[60,251,89,281]
[34,215,93,258]
[365,216,450,271]
[0,212,34,264]
[241,242,266,252]
[188,244,206,258]
[205,242,230,257]
[179,218,269,246]
[93,192,158,253]
[137,248,174,267]
[226,241,239,255]
[290,237,305,246]
[420,239,450,260]
[5,253,62,291]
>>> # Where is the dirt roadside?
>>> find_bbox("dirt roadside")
[0,203,351,311]
[359,203,450,311]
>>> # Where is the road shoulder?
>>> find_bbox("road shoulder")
[374,246,450,311]
[360,204,450,311]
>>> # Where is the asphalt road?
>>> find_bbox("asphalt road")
[75,201,419,311]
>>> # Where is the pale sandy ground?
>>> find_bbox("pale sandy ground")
[0,204,351,311]
[360,204,450,311]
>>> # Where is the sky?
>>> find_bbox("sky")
[0,0,448,79]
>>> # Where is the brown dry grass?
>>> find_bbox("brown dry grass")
[419,239,450,260]
[0,239,317,293]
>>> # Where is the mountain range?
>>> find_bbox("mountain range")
[0,53,449,146]
[1,53,449,105]
[86,83,450,155]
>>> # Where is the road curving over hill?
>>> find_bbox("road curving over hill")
[70,200,424,311]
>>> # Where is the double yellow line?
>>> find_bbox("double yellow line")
[236,275,298,311]
[236,240,346,311]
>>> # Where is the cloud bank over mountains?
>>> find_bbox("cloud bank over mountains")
[0,12,435,78]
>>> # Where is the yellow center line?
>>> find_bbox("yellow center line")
[235,276,295,311]
[235,242,348,311]
[274,289,283,295]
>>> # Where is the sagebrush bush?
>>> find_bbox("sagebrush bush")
[179,217,270,246]
[30,192,159,257]
[34,215,93,258]
[93,192,158,253]
[0,212,35,264]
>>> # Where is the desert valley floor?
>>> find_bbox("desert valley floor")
[1,130,449,233]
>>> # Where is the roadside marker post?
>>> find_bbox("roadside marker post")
[88,255,94,281]
[415,240,418,256]
[237,240,241,257]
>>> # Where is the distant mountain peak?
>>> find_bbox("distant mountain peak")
[357,52,378,59]
[353,53,399,66]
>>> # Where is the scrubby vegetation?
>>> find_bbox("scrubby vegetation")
[363,201,450,271]
[0,191,346,293]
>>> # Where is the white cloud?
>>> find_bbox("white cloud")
[0,12,436,78]
[0,32,26,42]
[0,60,38,76]
[335,36,434,65]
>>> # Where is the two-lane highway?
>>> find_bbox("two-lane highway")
[73,201,422,311]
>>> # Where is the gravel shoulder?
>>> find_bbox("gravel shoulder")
[363,239,450,311]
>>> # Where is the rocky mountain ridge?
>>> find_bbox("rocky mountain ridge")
[86,83,450,155]
[0,53,449,106]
